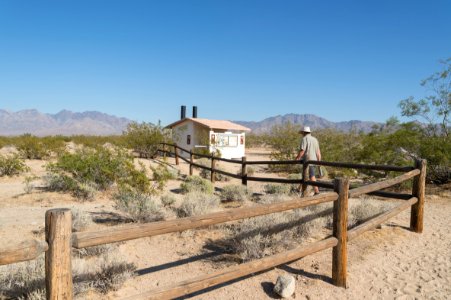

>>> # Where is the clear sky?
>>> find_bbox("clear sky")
[0,0,450,125]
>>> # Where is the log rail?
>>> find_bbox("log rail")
[0,153,426,300]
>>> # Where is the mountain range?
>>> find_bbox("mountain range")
[0,109,132,136]
[234,114,380,134]
[0,109,380,136]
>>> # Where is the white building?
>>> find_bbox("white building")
[166,107,251,159]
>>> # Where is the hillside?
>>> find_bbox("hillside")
[0,109,132,136]
[235,113,380,134]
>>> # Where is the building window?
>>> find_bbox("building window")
[187,135,191,145]
[240,135,244,145]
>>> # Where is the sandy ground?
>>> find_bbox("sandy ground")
[0,147,450,299]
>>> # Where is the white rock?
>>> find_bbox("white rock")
[273,274,295,298]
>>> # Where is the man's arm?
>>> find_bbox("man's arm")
[296,149,305,160]
[316,148,321,161]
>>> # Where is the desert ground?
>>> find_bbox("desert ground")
[0,147,450,299]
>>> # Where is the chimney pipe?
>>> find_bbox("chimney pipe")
[181,105,186,120]
[192,106,197,118]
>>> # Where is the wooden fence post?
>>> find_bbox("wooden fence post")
[174,144,179,165]
[241,156,247,186]
[45,208,73,300]
[332,178,349,288]
[410,159,426,233]
[189,150,193,176]
[163,144,167,159]
[211,156,216,183]
[301,161,308,196]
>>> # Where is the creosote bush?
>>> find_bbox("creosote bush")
[219,184,251,202]
[348,197,394,227]
[114,188,164,223]
[45,147,151,200]
[16,134,50,159]
[177,191,219,217]
[0,154,29,177]
[180,175,214,194]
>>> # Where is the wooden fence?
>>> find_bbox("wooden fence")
[0,145,426,299]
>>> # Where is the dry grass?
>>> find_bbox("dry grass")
[219,184,251,203]
[0,251,135,299]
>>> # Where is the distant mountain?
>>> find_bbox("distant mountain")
[0,109,132,136]
[235,114,380,134]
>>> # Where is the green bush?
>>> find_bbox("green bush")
[47,147,150,193]
[16,134,50,159]
[219,184,251,202]
[0,154,29,176]
[114,188,164,223]
[180,175,214,194]
[177,192,219,217]
[123,121,170,158]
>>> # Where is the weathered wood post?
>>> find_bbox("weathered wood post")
[410,159,426,233]
[332,178,349,288]
[189,150,194,176]
[210,156,216,183]
[174,144,179,165]
[163,143,167,159]
[301,161,308,196]
[45,208,73,300]
[241,156,247,186]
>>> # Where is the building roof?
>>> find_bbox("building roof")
[166,118,251,132]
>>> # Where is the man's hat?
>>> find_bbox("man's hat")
[299,126,311,133]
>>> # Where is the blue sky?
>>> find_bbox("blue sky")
[0,0,450,125]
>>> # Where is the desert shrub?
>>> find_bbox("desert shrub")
[0,255,45,299]
[123,121,171,158]
[151,164,178,191]
[348,198,394,227]
[23,175,38,194]
[256,194,291,204]
[197,158,229,182]
[71,135,127,149]
[180,175,214,194]
[73,244,116,258]
[16,134,50,159]
[114,188,164,223]
[161,193,177,207]
[72,208,91,232]
[215,207,328,261]
[46,147,151,200]
[287,173,302,193]
[219,184,251,202]
[0,252,135,298]
[0,154,29,176]
[237,166,255,177]
[263,183,291,195]
[177,192,219,217]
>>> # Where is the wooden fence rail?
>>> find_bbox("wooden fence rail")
[0,155,426,300]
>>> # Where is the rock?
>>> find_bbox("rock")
[273,274,295,298]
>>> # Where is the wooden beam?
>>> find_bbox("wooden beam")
[410,159,426,233]
[332,178,349,288]
[123,237,338,300]
[210,157,216,183]
[73,192,338,248]
[45,208,73,300]
[241,156,247,186]
[189,150,193,176]
[0,239,48,265]
[348,169,420,198]
[174,144,179,165]
[348,197,418,241]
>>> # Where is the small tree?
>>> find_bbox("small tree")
[399,58,450,137]
[123,121,170,158]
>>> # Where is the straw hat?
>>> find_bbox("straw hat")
[299,126,311,133]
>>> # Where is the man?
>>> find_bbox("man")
[295,126,321,195]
